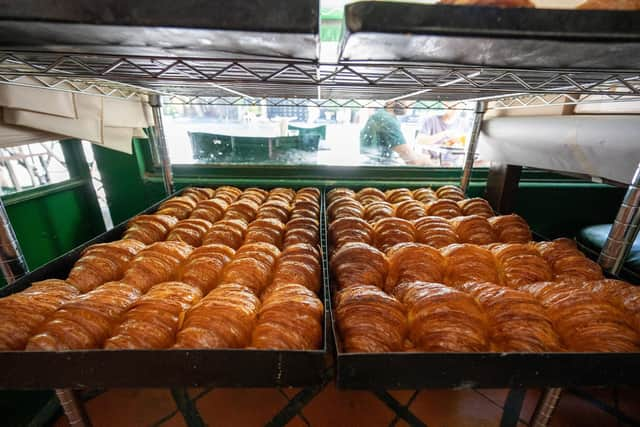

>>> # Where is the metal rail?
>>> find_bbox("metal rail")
[460,101,486,193]
[149,94,174,196]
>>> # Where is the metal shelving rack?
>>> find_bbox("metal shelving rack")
[1,1,640,426]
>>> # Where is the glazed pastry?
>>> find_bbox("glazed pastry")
[213,186,242,205]
[535,238,604,281]
[0,280,79,350]
[269,243,321,294]
[461,282,561,352]
[177,244,236,294]
[425,199,463,219]
[435,185,465,201]
[244,218,286,249]
[202,219,248,250]
[586,279,640,333]
[395,200,427,221]
[181,187,216,203]
[252,283,323,350]
[491,243,553,288]
[122,241,193,293]
[123,214,178,244]
[394,281,489,352]
[175,283,261,348]
[166,218,212,247]
[335,284,407,353]
[283,217,320,247]
[373,218,416,253]
[450,215,497,245]
[256,200,291,223]
[355,187,386,206]
[224,199,260,223]
[328,197,364,221]
[268,188,296,204]
[488,214,532,243]
[290,199,319,220]
[240,188,269,205]
[26,282,141,350]
[522,281,640,352]
[156,196,198,220]
[364,201,395,223]
[578,0,640,9]
[458,198,494,219]
[219,242,281,294]
[189,198,229,224]
[67,239,146,293]
[104,281,202,349]
[442,244,499,286]
[330,242,388,290]
[385,243,445,294]
[413,187,438,203]
[295,187,321,202]
[413,216,458,248]
[440,0,534,6]
[327,188,356,203]
[385,188,414,204]
[329,217,374,250]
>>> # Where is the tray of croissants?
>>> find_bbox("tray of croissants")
[0,186,328,388]
[327,185,640,389]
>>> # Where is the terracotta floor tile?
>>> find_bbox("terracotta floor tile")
[196,388,288,426]
[613,386,640,421]
[409,389,505,427]
[550,392,618,427]
[159,412,187,427]
[388,390,419,405]
[83,389,177,427]
[280,387,303,400]
[285,415,310,427]
[475,389,509,407]
[520,389,542,424]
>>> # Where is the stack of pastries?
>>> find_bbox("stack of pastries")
[330,186,640,353]
[1,186,323,352]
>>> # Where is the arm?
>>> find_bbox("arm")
[393,144,435,166]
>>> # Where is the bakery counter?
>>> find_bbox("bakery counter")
[0,186,329,389]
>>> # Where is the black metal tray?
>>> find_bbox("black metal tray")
[323,187,640,389]
[0,186,329,389]
[340,1,640,69]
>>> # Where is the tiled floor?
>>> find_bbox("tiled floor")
[51,385,640,427]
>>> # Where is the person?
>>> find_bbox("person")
[416,108,471,166]
[417,109,463,143]
[359,102,432,166]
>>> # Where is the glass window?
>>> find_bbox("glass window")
[0,142,70,194]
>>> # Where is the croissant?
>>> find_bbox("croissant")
[440,0,534,6]
[488,214,532,243]
[458,198,494,219]
[256,200,291,223]
[490,243,553,288]
[290,200,319,221]
[252,283,323,350]
[335,284,407,352]
[435,185,465,202]
[329,217,374,250]
[425,199,463,219]
[585,279,640,332]
[330,242,388,290]
[219,242,281,294]
[165,218,212,247]
[442,244,499,286]
[535,239,603,281]
[460,282,561,352]
[212,186,242,205]
[373,218,417,253]
[413,216,458,248]
[0,280,79,350]
[364,201,395,223]
[328,197,364,221]
[240,188,269,205]
[395,200,427,221]
[189,198,229,224]
[244,218,286,248]
[177,244,236,293]
[450,215,497,245]
[122,241,193,293]
[355,188,386,206]
[385,188,414,204]
[394,281,489,352]
[156,196,198,220]
[67,239,146,293]
[104,282,202,349]
[578,0,640,9]
[202,219,248,249]
[181,187,216,203]
[26,282,141,351]
[327,188,356,203]
[123,214,178,244]
[174,283,261,348]
[224,199,260,223]
[295,187,320,202]
[522,281,640,352]
[269,243,321,294]
[283,217,320,247]
[385,243,445,294]
[413,187,438,203]
[267,188,296,204]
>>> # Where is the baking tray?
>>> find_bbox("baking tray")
[0,186,329,389]
[340,1,640,69]
[323,187,640,389]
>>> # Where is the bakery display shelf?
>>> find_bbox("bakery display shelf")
[0,186,329,389]
[322,186,640,390]
[340,1,640,70]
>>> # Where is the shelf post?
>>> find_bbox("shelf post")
[598,162,640,275]
[0,198,28,283]
[530,388,562,427]
[149,94,174,196]
[460,101,486,193]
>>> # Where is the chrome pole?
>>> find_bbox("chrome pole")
[530,388,562,427]
[460,101,486,193]
[149,94,174,196]
[598,162,640,275]
[56,389,92,427]
[0,198,28,283]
